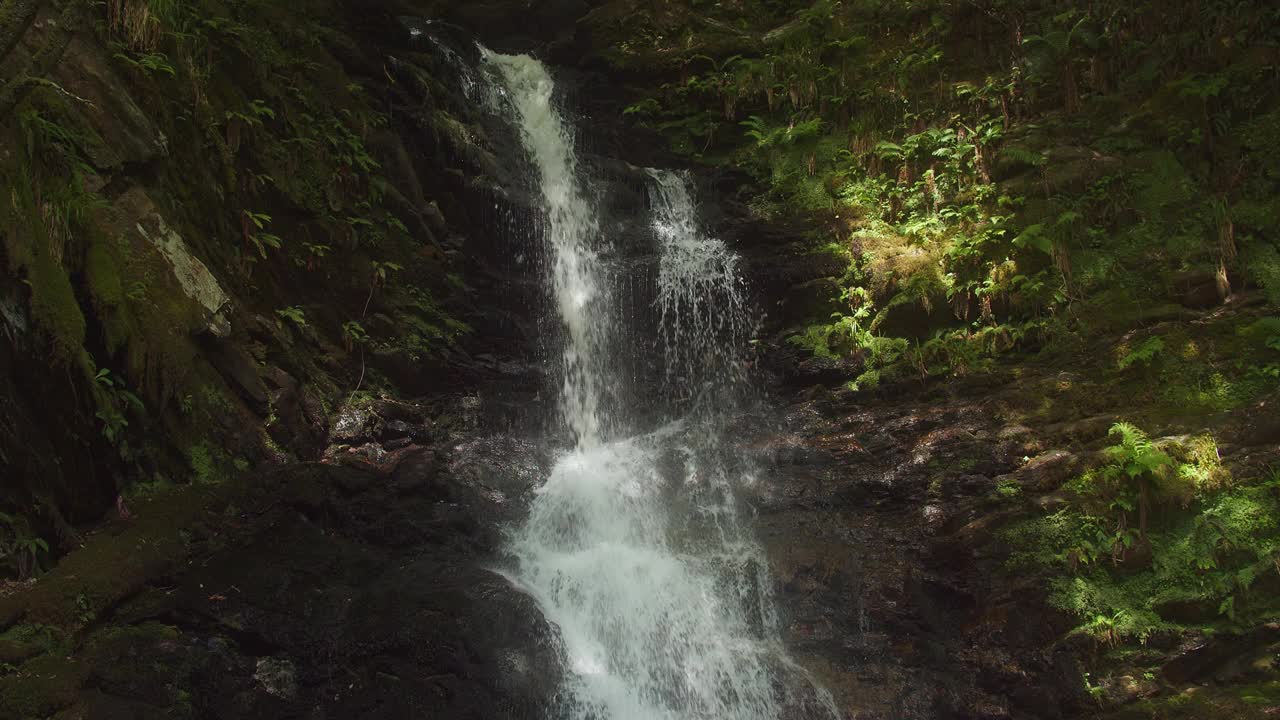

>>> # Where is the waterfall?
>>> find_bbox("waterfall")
[482,49,609,448]
[479,47,837,720]
[646,168,750,402]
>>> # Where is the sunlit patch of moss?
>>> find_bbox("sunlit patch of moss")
[1112,680,1280,720]
[187,441,241,484]
[995,477,1022,500]
[1179,338,1201,360]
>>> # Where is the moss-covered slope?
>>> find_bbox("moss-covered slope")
[0,0,494,567]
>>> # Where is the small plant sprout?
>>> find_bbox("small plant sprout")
[275,306,307,330]
[342,320,368,352]
[241,210,282,259]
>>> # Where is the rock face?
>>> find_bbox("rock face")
[728,341,1280,719]
[0,421,563,720]
[745,384,1086,719]
[124,190,232,337]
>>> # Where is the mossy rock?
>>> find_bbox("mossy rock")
[1110,680,1280,719]
[0,638,40,665]
[81,623,200,714]
[0,653,86,720]
[0,484,231,630]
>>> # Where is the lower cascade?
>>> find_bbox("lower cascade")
[481,48,838,720]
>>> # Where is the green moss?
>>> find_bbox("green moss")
[187,441,238,484]
[197,384,233,416]
[25,248,87,364]
[0,484,227,630]
[1114,680,1280,720]
[0,623,66,666]
[995,477,1022,500]
[84,236,126,311]
[0,652,85,719]
[82,622,194,711]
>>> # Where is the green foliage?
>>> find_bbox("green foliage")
[299,242,332,270]
[274,305,306,329]
[1244,242,1280,307]
[241,210,282,258]
[1241,317,1280,378]
[995,477,1022,501]
[601,0,1280,389]
[92,366,145,459]
[623,98,660,116]
[341,320,367,352]
[1104,422,1175,486]
[0,513,49,579]
[1005,429,1277,645]
[1117,336,1165,371]
[369,260,402,287]
[112,50,176,77]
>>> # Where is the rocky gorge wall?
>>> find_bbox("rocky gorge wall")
[0,0,555,540]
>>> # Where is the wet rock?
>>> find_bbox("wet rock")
[1043,414,1115,444]
[368,346,455,397]
[1100,673,1160,705]
[921,504,947,533]
[203,338,268,411]
[25,445,566,720]
[1162,625,1280,684]
[756,367,1105,719]
[996,450,1086,493]
[329,403,383,445]
[51,37,168,169]
[1155,596,1220,624]
[118,188,232,337]
[443,0,589,53]
[996,423,1034,441]
[1237,393,1280,446]
[252,657,297,700]
[263,368,327,458]
[1170,269,1229,309]
[381,419,414,441]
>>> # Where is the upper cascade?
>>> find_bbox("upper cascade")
[481,48,609,449]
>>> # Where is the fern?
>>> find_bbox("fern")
[1106,422,1174,480]
[1243,242,1280,307]
[275,306,307,328]
[623,98,660,116]
[873,141,905,161]
[998,146,1047,167]
[1012,223,1053,254]
[1117,336,1164,370]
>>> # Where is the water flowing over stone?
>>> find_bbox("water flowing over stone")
[646,168,750,402]
[480,46,837,720]
[482,49,609,448]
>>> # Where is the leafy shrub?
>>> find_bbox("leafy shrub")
[1005,427,1276,645]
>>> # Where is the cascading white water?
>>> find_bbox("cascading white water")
[646,169,750,398]
[480,47,837,720]
[482,49,608,448]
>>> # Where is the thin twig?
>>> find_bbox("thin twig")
[347,347,366,403]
